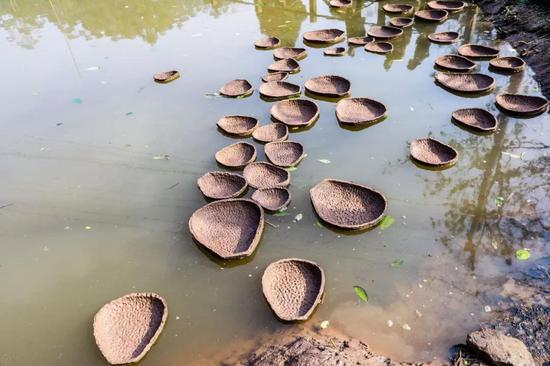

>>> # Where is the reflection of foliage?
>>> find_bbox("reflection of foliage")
[254,0,307,46]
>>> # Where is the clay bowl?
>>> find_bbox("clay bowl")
[451,108,497,132]
[348,36,375,45]
[188,199,264,259]
[268,58,300,73]
[255,36,281,49]
[367,25,403,40]
[458,44,499,59]
[217,115,259,136]
[154,70,179,83]
[243,162,290,189]
[414,9,449,22]
[390,17,414,28]
[427,0,465,12]
[215,142,257,168]
[428,31,459,43]
[252,123,289,143]
[383,3,414,13]
[93,293,167,365]
[197,171,248,200]
[304,75,351,98]
[335,97,387,126]
[271,99,320,127]
[273,47,307,60]
[324,47,347,56]
[435,54,476,72]
[365,42,393,54]
[251,188,291,212]
[262,72,289,83]
[310,179,387,230]
[265,141,305,167]
[330,0,352,8]
[259,81,301,99]
[435,72,495,93]
[496,94,549,116]
[410,138,458,167]
[489,56,525,73]
[219,79,253,98]
[262,258,325,322]
[303,29,345,44]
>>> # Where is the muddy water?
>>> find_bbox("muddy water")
[0,0,548,365]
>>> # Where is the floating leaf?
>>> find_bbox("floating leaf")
[72,98,82,104]
[379,215,395,230]
[515,248,531,261]
[390,259,404,267]
[285,166,297,172]
[314,221,324,228]
[318,159,331,164]
[320,320,330,329]
[273,211,288,217]
[502,151,521,159]
[353,286,368,302]
[125,112,134,116]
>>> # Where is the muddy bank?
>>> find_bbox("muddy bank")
[473,0,550,99]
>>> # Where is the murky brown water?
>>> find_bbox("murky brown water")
[0,1,548,365]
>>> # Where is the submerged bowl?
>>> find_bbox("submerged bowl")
[304,75,351,97]
[252,123,289,143]
[268,58,300,73]
[428,31,459,43]
[303,28,345,44]
[435,72,495,93]
[414,9,449,21]
[489,56,525,73]
[410,138,458,167]
[365,41,393,54]
[264,141,305,167]
[259,81,301,99]
[217,115,259,136]
[219,79,253,97]
[153,70,179,83]
[251,187,291,212]
[273,47,307,60]
[243,162,290,189]
[458,44,499,59]
[270,99,320,127]
[496,94,549,115]
[435,54,476,72]
[451,108,497,132]
[367,25,403,39]
[335,97,387,125]
[215,142,257,168]
[197,171,248,200]
[255,36,281,49]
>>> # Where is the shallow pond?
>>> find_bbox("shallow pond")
[0,0,548,365]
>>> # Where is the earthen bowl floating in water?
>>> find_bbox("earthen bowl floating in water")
[428,31,459,43]
[365,42,393,54]
[262,258,325,322]
[324,47,347,56]
[268,58,300,74]
[264,141,305,167]
[217,115,259,136]
[414,9,449,22]
[330,0,352,8]
[410,138,458,167]
[273,47,307,60]
[188,199,264,259]
[347,36,375,45]
[243,162,290,189]
[219,79,254,98]
[489,56,525,73]
[215,142,257,168]
[197,171,248,200]
[270,99,320,127]
[390,17,414,28]
[93,293,167,365]
[495,94,549,116]
[427,0,466,12]
[383,3,414,13]
[304,75,351,98]
[303,29,345,44]
[335,97,388,126]
[259,81,301,99]
[255,36,281,49]
[251,187,291,212]
[310,179,388,230]
[451,108,497,132]
[458,44,499,59]
[252,123,289,143]
[153,70,179,83]
[435,54,476,72]
[262,72,289,83]
[435,72,495,93]
[367,25,403,40]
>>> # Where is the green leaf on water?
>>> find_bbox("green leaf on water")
[314,221,324,228]
[353,286,369,302]
[273,211,288,217]
[390,259,404,267]
[72,98,82,104]
[125,112,134,116]
[379,215,395,230]
[515,248,531,261]
[285,166,297,172]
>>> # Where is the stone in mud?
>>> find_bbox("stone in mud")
[466,329,535,366]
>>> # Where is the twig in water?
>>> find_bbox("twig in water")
[265,220,279,228]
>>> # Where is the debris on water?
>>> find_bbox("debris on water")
[166,182,179,190]
[285,167,297,172]
[353,286,369,302]
[415,310,423,318]
[318,159,331,164]
[176,316,180,320]
[43,245,49,252]
[502,151,521,158]
[314,221,324,228]
[515,248,531,260]
[320,320,330,329]
[484,305,492,313]
[386,320,394,327]
[85,66,100,71]
[152,155,170,160]
[380,215,395,230]
[273,211,288,217]
[495,196,505,207]
[402,324,411,331]
[72,98,82,104]
[85,226,92,230]
[56,122,63,126]
[294,213,303,221]
[205,92,220,98]
[125,112,134,116]
[390,259,404,267]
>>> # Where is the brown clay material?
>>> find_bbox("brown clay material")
[252,123,289,143]
[366,25,403,40]
[410,138,458,167]
[428,31,459,43]
[262,258,325,321]
[217,115,259,136]
[382,4,414,13]
[197,171,248,200]
[264,141,305,167]
[153,70,179,83]
[188,199,264,259]
[251,188,291,212]
[268,58,300,74]
[310,179,388,230]
[262,72,289,83]
[243,162,290,189]
[496,94,549,115]
[270,99,320,127]
[365,41,393,54]
[390,17,414,28]
[215,142,257,168]
[414,9,449,22]
[347,36,375,45]
[324,47,347,56]
[451,108,497,132]
[255,36,281,49]
[489,56,526,73]
[304,75,351,97]
[427,0,465,12]
[273,47,307,60]
[435,72,495,93]
[435,54,476,72]
[303,29,345,44]
[458,44,499,59]
[219,79,254,98]
[329,0,352,8]
[93,293,168,365]
[259,81,301,99]
[335,97,387,125]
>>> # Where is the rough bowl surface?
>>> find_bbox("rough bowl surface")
[428,31,459,43]
[262,72,289,83]
[153,70,179,83]
[271,99,320,127]
[335,97,387,125]
[367,25,403,39]
[383,3,414,13]
[347,36,375,45]
[305,75,351,97]
[255,36,281,49]
[324,47,347,56]
[435,54,476,72]
[251,188,291,211]
[415,9,449,21]
[197,171,248,200]
[243,162,290,189]
[427,0,465,11]
[259,81,301,99]
[268,58,300,73]
[458,44,499,59]
[435,72,495,93]
[410,138,458,166]
[252,123,289,143]
[217,115,259,136]
[265,141,305,167]
[215,142,257,168]
[273,47,307,60]
[390,17,414,28]
[451,108,497,132]
[219,79,253,97]
[496,94,549,115]
[489,56,525,72]
[303,29,345,44]
[329,0,352,8]
[365,41,393,54]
